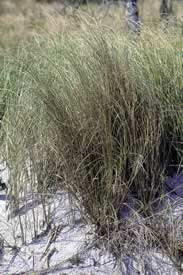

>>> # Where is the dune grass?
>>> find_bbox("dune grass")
[0,20,183,269]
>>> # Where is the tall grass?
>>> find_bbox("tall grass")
[0,21,183,268]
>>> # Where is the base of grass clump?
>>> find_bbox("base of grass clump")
[1,21,183,272]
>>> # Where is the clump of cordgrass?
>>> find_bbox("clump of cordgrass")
[20,23,183,256]
[1,21,183,268]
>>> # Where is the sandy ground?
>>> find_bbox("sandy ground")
[0,185,116,275]
[0,164,181,275]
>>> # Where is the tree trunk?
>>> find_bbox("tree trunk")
[160,0,169,19]
[126,0,140,34]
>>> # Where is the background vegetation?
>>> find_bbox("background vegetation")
[0,0,183,272]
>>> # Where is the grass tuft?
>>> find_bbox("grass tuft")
[0,19,183,268]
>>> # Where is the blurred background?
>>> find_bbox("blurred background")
[0,0,183,50]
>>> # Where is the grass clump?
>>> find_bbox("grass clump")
[1,22,183,267]
[23,24,183,247]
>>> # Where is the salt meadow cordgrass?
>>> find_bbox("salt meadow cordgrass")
[0,22,183,270]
